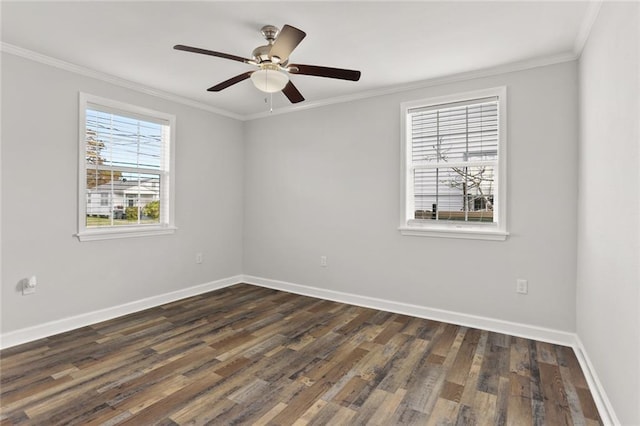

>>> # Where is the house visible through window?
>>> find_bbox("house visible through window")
[400,87,507,240]
[77,93,175,241]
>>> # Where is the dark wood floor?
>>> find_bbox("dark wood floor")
[1,283,601,425]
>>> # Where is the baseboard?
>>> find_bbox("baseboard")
[572,335,620,426]
[0,275,243,350]
[0,274,576,350]
[242,275,576,346]
[1,273,617,424]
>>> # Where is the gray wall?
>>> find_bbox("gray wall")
[244,61,579,332]
[1,53,244,333]
[577,2,640,425]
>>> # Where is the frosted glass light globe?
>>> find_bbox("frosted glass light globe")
[251,68,289,93]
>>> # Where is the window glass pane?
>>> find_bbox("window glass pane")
[85,172,161,227]
[413,166,495,223]
[411,101,498,164]
[86,109,163,170]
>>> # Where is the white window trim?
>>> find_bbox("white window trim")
[399,87,508,241]
[77,93,177,241]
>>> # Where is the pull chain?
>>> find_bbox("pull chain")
[264,94,274,113]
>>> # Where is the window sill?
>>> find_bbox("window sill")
[398,225,508,241]
[76,225,177,242]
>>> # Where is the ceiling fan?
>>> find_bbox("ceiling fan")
[174,24,361,104]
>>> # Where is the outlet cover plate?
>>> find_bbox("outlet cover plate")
[516,279,528,294]
[22,286,36,295]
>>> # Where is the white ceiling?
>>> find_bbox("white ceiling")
[1,1,597,118]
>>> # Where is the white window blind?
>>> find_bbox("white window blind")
[410,97,498,222]
[400,88,507,240]
[78,93,175,241]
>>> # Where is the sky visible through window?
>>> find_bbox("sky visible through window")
[86,108,163,171]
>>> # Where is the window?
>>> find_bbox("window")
[400,87,507,240]
[77,93,176,241]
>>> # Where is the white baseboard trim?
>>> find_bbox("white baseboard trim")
[0,275,243,350]
[242,275,576,346]
[0,273,617,425]
[571,335,620,426]
[2,274,576,349]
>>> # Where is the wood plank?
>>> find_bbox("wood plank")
[253,402,288,426]
[507,393,533,426]
[426,397,459,426]
[305,401,341,426]
[369,388,408,425]
[349,387,389,424]
[576,386,601,421]
[510,336,532,376]
[376,337,430,393]
[495,375,510,426]
[447,327,481,385]
[473,390,497,425]
[559,365,587,426]
[559,345,589,389]
[538,361,573,425]
[536,341,558,365]
[440,380,464,403]
[459,329,487,407]
[327,405,357,424]
[332,376,369,407]
[455,404,476,426]
[292,399,327,426]
[477,341,509,395]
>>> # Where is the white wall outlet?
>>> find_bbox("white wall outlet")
[516,279,528,294]
[22,276,37,295]
[195,253,203,264]
[320,256,328,267]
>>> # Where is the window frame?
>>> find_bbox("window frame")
[399,87,508,241]
[77,93,176,241]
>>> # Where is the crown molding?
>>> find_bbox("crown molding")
[0,42,244,121]
[2,41,577,122]
[573,1,603,57]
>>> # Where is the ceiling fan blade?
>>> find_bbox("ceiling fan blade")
[174,44,252,64]
[207,72,254,92]
[269,25,306,62]
[289,64,361,81]
[282,81,305,104]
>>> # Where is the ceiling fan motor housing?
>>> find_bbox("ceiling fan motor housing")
[252,45,272,63]
[260,25,279,42]
[253,25,280,63]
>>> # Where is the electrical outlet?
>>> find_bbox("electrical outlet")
[516,279,528,294]
[22,276,37,295]
[320,256,328,267]
[195,253,203,264]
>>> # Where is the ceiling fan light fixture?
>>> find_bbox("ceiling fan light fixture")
[174,23,360,104]
[251,68,289,93]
